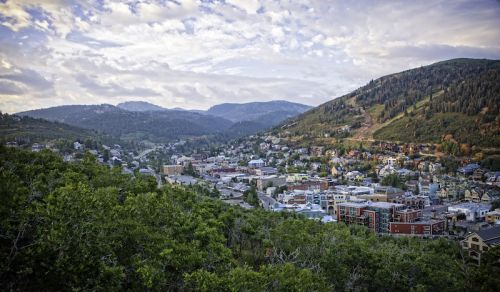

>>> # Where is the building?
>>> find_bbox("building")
[271,202,327,220]
[139,168,154,176]
[165,175,197,186]
[461,225,500,264]
[256,175,286,191]
[31,143,46,152]
[248,159,265,168]
[336,201,405,233]
[163,165,184,176]
[389,220,445,235]
[448,203,491,222]
[288,179,329,191]
[74,141,83,150]
[254,167,278,176]
[485,209,500,224]
[458,163,480,176]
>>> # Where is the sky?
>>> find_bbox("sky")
[0,0,499,113]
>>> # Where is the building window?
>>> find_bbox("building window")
[471,237,479,242]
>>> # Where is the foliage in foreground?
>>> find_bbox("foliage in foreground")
[1,147,499,291]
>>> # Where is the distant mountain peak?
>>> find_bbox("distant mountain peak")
[116,101,166,112]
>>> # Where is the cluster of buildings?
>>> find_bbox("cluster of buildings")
[8,132,500,262]
[157,134,499,240]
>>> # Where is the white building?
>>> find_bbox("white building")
[448,203,491,222]
[248,159,265,168]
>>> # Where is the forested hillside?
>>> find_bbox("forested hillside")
[282,59,499,147]
[18,104,233,142]
[17,101,313,142]
[1,146,498,290]
[0,112,95,143]
[207,100,312,123]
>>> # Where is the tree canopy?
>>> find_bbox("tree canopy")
[0,146,497,290]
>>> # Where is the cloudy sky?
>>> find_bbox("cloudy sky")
[0,0,499,113]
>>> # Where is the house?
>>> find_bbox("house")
[464,188,482,202]
[74,141,83,150]
[485,209,500,224]
[31,143,46,152]
[485,172,500,186]
[163,165,184,176]
[6,141,18,148]
[472,168,487,181]
[461,225,500,264]
[458,163,480,176]
[139,168,154,176]
[248,159,265,168]
[165,175,197,186]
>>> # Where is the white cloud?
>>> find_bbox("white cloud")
[0,0,499,113]
[225,0,261,14]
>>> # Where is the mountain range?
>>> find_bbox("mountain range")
[278,58,499,148]
[8,58,500,147]
[16,100,311,142]
[116,100,312,123]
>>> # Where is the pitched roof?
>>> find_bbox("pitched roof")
[476,225,500,245]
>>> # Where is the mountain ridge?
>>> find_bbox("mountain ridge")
[16,100,313,142]
[278,58,500,148]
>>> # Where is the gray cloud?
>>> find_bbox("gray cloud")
[0,69,53,91]
[77,74,161,97]
[0,80,24,95]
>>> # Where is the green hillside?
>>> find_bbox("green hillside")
[0,112,95,143]
[280,58,500,147]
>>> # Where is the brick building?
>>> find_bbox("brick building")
[389,220,445,235]
[336,202,405,233]
[288,179,329,191]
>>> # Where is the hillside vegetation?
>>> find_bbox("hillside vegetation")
[17,100,313,142]
[1,146,498,290]
[18,104,233,142]
[207,100,312,123]
[282,58,500,147]
[0,112,95,143]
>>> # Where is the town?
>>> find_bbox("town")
[7,129,500,265]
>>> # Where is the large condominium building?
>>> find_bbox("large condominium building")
[336,202,405,233]
[337,201,445,235]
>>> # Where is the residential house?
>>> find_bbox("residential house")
[461,225,500,264]
[485,209,500,224]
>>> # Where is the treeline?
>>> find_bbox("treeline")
[353,59,500,122]
[431,67,499,121]
[17,104,234,142]
[0,112,137,152]
[0,112,95,142]
[1,147,499,290]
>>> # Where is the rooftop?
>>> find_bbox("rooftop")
[475,225,500,245]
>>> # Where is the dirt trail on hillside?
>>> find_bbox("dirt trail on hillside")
[353,108,373,140]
